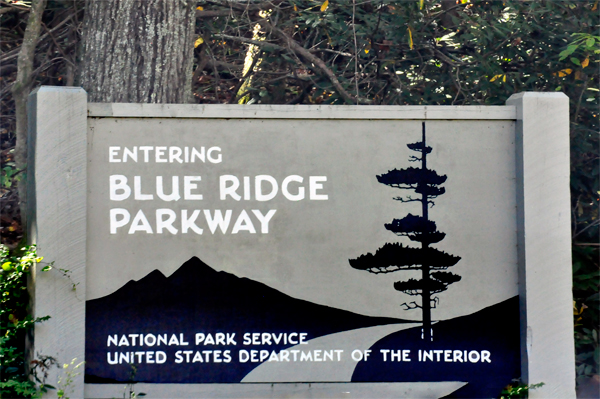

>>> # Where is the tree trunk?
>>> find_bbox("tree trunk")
[12,0,47,227]
[77,0,196,103]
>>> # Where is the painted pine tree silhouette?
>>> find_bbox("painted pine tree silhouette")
[349,122,461,341]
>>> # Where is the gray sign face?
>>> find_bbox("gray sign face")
[84,117,519,397]
[27,89,576,399]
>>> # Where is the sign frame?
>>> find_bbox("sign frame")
[27,87,575,398]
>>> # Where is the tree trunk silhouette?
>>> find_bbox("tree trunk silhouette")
[420,125,432,341]
[77,0,196,103]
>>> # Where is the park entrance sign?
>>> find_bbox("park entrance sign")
[27,88,575,398]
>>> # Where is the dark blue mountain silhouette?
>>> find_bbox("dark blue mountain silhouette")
[85,256,407,384]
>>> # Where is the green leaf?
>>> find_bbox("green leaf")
[559,45,577,60]
[570,57,581,66]
[585,38,595,48]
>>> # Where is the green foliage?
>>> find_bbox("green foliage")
[57,359,84,399]
[1,163,22,189]
[574,245,600,385]
[499,381,545,399]
[0,244,52,398]
[122,365,147,399]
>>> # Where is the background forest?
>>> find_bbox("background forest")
[0,0,598,397]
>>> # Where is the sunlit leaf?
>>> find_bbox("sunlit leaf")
[581,57,589,68]
[553,69,573,77]
[194,37,204,48]
[320,0,328,12]
[586,38,595,48]
[490,74,504,82]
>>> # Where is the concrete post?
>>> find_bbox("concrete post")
[27,86,87,398]
[507,92,575,398]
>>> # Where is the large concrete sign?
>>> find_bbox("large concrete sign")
[27,88,575,398]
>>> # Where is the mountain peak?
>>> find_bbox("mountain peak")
[167,256,218,282]
[104,269,167,300]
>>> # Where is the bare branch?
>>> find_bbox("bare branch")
[0,13,73,64]
[312,48,353,57]
[0,0,30,14]
[196,1,283,18]
[261,20,372,105]
[352,0,359,104]
[214,33,286,52]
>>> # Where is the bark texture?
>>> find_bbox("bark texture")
[78,0,195,103]
[12,0,47,225]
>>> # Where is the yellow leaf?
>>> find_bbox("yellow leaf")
[582,57,589,68]
[407,27,413,50]
[196,6,203,10]
[2,262,12,271]
[553,68,572,77]
[592,0,598,11]
[294,4,298,12]
[490,74,503,82]
[419,0,424,10]
[320,0,328,12]
[365,40,371,54]
[194,37,204,48]
[502,74,506,82]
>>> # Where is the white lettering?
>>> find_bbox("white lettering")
[109,147,121,162]
[110,208,130,234]
[309,176,328,200]
[156,176,181,202]
[282,175,305,201]
[255,175,278,201]
[110,175,131,201]
[184,176,203,200]
[156,209,178,234]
